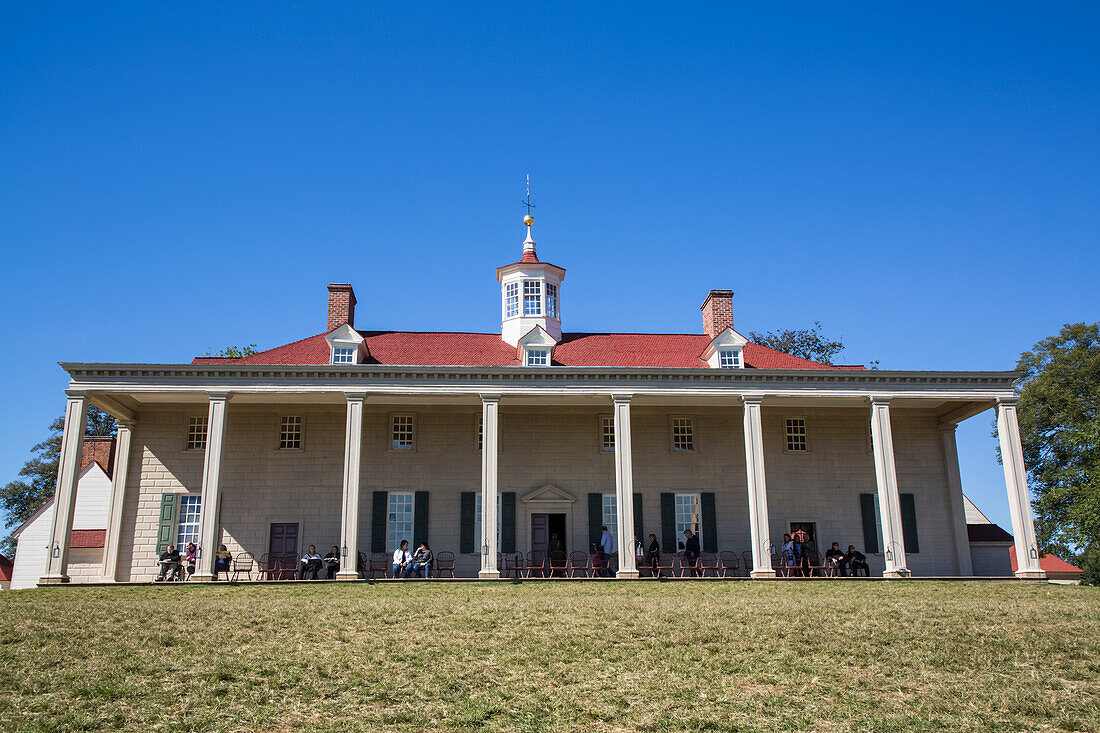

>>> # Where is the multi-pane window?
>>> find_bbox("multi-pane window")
[675,493,701,544]
[387,492,415,553]
[279,416,303,449]
[718,349,741,368]
[187,416,208,451]
[332,346,355,364]
[601,415,615,451]
[523,280,541,315]
[392,414,415,450]
[545,283,558,319]
[786,418,807,451]
[477,415,483,451]
[505,282,519,318]
[175,495,202,547]
[671,417,694,452]
[602,494,618,541]
[525,348,549,366]
[474,494,502,550]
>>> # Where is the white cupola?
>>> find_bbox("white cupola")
[496,214,566,348]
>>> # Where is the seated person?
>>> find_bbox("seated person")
[409,542,433,579]
[824,542,845,574]
[156,545,181,581]
[182,542,198,578]
[323,545,341,579]
[391,540,412,579]
[213,544,232,580]
[357,551,366,579]
[844,545,869,576]
[298,545,323,580]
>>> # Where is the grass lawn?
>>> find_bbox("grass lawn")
[1,581,1098,732]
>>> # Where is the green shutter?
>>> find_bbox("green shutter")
[860,493,880,554]
[660,492,676,551]
[588,493,603,551]
[633,493,643,545]
[500,492,516,553]
[156,494,178,554]
[900,493,920,554]
[371,491,388,553]
[414,491,429,546]
[701,492,718,552]
[460,492,475,554]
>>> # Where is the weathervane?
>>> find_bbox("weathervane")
[522,174,536,224]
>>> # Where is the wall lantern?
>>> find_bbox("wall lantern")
[51,542,60,559]
[342,544,348,558]
[1029,546,1038,560]
[482,541,489,557]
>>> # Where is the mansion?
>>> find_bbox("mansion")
[37,216,1045,583]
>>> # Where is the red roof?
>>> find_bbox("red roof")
[71,529,106,549]
[0,554,12,582]
[1010,546,1083,575]
[193,331,866,370]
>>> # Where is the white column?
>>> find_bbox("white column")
[613,395,638,578]
[997,398,1046,579]
[337,392,365,579]
[192,392,229,581]
[479,394,501,578]
[870,397,909,577]
[101,418,135,582]
[742,396,775,578]
[939,423,974,577]
[39,390,87,584]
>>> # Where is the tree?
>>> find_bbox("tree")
[1011,322,1100,584]
[204,345,258,358]
[748,321,845,365]
[0,406,117,557]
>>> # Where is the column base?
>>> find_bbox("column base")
[882,569,911,579]
[1014,570,1047,580]
[750,569,777,579]
[478,569,501,579]
[191,573,214,582]
[38,575,69,585]
[335,571,359,581]
[616,569,640,579]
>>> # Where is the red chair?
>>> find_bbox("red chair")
[719,551,740,577]
[434,551,456,578]
[368,552,388,580]
[230,552,254,582]
[525,550,546,578]
[568,551,590,578]
[548,551,568,578]
[742,551,754,574]
[654,552,675,578]
[504,552,524,579]
[698,552,720,577]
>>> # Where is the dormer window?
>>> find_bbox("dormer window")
[505,282,519,318]
[718,349,741,368]
[523,280,541,316]
[332,346,356,364]
[325,323,367,365]
[545,283,558,319]
[525,348,550,366]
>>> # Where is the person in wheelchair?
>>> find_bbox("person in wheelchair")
[156,545,182,582]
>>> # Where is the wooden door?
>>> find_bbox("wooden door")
[531,514,549,553]
[270,523,299,565]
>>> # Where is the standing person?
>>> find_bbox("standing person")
[824,542,846,576]
[298,545,323,580]
[781,533,797,575]
[323,545,341,579]
[646,534,660,573]
[156,544,181,582]
[683,529,701,577]
[409,542,433,579]
[213,544,232,580]
[844,545,869,576]
[600,525,615,577]
[391,540,412,579]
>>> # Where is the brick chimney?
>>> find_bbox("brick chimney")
[327,283,357,332]
[700,289,734,338]
[80,436,116,479]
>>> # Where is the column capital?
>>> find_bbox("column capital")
[996,396,1019,407]
[869,395,893,406]
[937,422,958,434]
[207,390,232,402]
[611,393,632,404]
[741,395,765,406]
[64,388,87,399]
[344,391,367,403]
[479,393,502,403]
[116,418,137,430]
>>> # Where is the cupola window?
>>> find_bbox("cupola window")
[505,282,519,318]
[545,283,558,319]
[523,280,542,316]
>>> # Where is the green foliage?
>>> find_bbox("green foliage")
[1013,322,1100,583]
[204,344,258,358]
[748,321,845,365]
[0,407,116,557]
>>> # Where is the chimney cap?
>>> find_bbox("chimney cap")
[700,289,734,309]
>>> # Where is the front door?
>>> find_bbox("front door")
[531,514,549,554]
[790,521,818,560]
[270,523,299,565]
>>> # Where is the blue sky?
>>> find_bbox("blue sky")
[1,3,1097,533]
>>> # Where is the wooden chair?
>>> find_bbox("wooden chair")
[698,552,719,577]
[434,551,456,578]
[742,551,754,574]
[368,552,388,580]
[504,552,524,579]
[679,554,700,577]
[771,553,787,578]
[257,553,279,580]
[271,555,298,580]
[230,552,255,582]
[654,552,675,578]
[548,551,568,578]
[568,551,590,578]
[719,551,740,577]
[525,550,546,578]
[804,550,826,578]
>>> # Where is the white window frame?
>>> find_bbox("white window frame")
[278,415,304,450]
[523,280,542,316]
[387,491,415,554]
[505,282,519,318]
[674,492,702,546]
[390,413,417,452]
[525,348,550,366]
[602,494,618,542]
[785,417,808,452]
[545,282,558,319]
[718,349,741,368]
[600,414,615,453]
[331,345,356,364]
[175,495,202,548]
[474,493,503,552]
[186,416,208,451]
[670,416,695,453]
